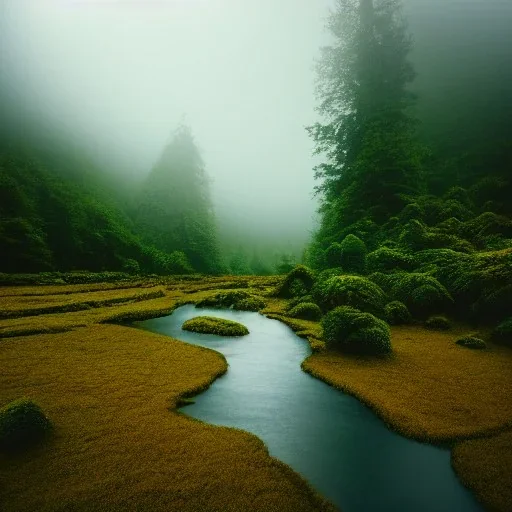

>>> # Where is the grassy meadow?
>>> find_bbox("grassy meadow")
[0,273,511,511]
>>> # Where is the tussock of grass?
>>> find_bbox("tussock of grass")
[182,316,249,337]
[0,325,335,512]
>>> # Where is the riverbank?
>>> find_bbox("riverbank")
[0,279,335,512]
[262,298,512,512]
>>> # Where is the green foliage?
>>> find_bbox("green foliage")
[455,336,487,350]
[182,316,249,337]
[366,247,413,273]
[384,301,412,325]
[274,265,315,298]
[196,290,266,312]
[388,272,453,317]
[0,398,52,452]
[134,124,222,274]
[425,315,451,330]
[492,318,512,347]
[325,243,342,267]
[288,302,322,321]
[339,235,367,274]
[313,275,387,316]
[321,306,392,355]
[122,259,140,275]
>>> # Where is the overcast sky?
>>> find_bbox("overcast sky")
[0,0,337,245]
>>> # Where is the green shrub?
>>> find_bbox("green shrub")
[274,265,315,298]
[321,306,392,355]
[492,318,512,347]
[456,336,487,349]
[325,243,343,267]
[389,272,453,317]
[398,203,424,223]
[182,316,249,336]
[0,399,52,452]
[196,290,266,312]
[122,258,140,275]
[288,302,322,321]
[425,315,451,330]
[314,275,387,315]
[339,234,367,274]
[444,186,472,208]
[366,247,413,273]
[287,295,314,310]
[384,301,412,325]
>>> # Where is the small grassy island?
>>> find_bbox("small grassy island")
[182,316,249,337]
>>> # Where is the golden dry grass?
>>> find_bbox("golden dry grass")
[452,431,512,512]
[0,324,336,512]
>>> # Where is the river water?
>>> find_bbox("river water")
[139,304,483,512]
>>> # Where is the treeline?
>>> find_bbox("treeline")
[305,0,511,269]
[0,124,297,276]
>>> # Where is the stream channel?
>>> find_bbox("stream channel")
[139,304,483,512]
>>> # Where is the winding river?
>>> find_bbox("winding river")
[140,305,483,512]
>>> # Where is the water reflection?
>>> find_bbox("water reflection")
[140,305,482,512]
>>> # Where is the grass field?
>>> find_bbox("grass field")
[1,275,511,511]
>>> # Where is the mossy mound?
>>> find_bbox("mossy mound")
[387,272,453,317]
[274,265,315,298]
[321,306,391,355]
[366,247,413,273]
[384,301,412,325]
[339,234,367,274]
[314,275,387,315]
[196,290,266,312]
[182,316,249,337]
[288,302,322,321]
[456,336,487,349]
[492,318,512,347]
[0,398,52,452]
[425,315,451,330]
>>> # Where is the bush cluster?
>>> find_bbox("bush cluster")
[321,306,392,355]
[455,336,487,349]
[384,301,412,325]
[196,291,266,312]
[425,315,451,330]
[274,265,315,298]
[182,316,249,337]
[288,302,322,321]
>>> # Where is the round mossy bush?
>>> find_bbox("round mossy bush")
[274,265,315,298]
[321,306,392,355]
[339,234,367,274]
[389,272,453,317]
[182,316,249,337]
[384,301,412,325]
[288,302,322,321]
[425,315,451,330]
[0,398,52,452]
[456,336,487,350]
[325,243,343,267]
[314,275,387,316]
[196,291,266,312]
[366,247,413,273]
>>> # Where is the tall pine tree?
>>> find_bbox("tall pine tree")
[307,0,425,243]
[135,125,222,274]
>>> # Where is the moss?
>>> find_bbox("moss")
[339,234,367,274]
[321,306,391,355]
[425,315,451,330]
[314,275,387,315]
[389,272,453,317]
[274,265,315,298]
[455,336,487,349]
[366,247,413,273]
[384,301,412,325]
[196,290,266,311]
[325,242,343,267]
[288,302,322,321]
[287,295,314,310]
[492,318,512,347]
[0,398,52,452]
[182,316,249,337]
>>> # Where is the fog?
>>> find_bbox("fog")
[0,0,337,250]
[1,0,511,263]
